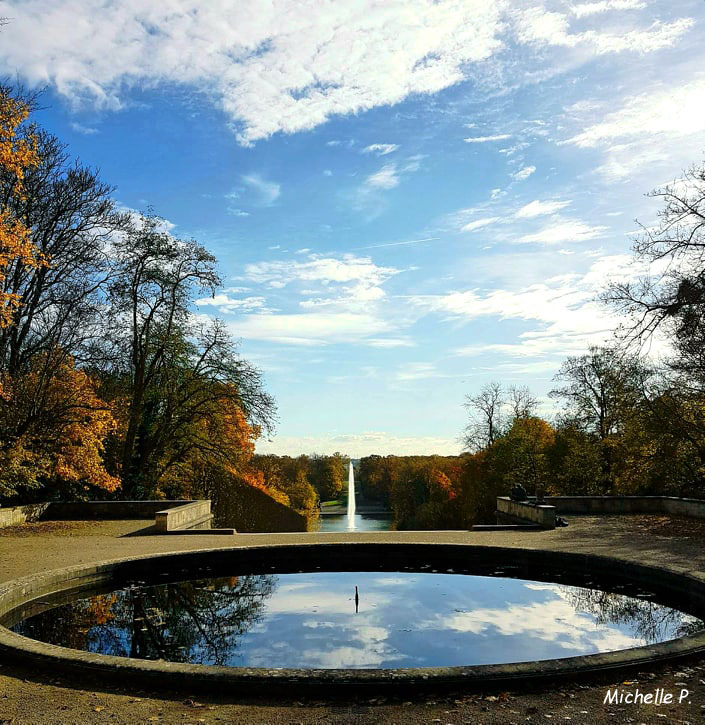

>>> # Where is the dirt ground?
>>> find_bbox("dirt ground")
[0,515,704,724]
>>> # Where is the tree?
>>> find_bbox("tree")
[0,89,119,500]
[463,382,505,451]
[604,161,705,395]
[0,86,40,331]
[549,424,605,496]
[497,416,555,493]
[550,346,643,440]
[0,127,126,377]
[550,346,648,492]
[507,385,538,420]
[101,212,275,496]
[0,351,118,499]
[605,161,705,357]
[307,453,346,501]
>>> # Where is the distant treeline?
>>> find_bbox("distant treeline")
[251,453,349,514]
[360,345,705,529]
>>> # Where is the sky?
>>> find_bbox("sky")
[0,0,703,457]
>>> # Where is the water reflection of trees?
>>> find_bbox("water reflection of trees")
[15,575,277,665]
[561,586,704,644]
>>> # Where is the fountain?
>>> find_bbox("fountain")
[346,461,356,530]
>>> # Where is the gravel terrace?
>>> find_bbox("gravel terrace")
[0,514,704,724]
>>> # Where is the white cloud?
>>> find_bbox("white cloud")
[565,79,705,149]
[515,7,692,55]
[245,254,398,288]
[1,2,690,144]
[240,173,281,205]
[512,165,536,181]
[228,208,250,217]
[585,19,694,55]
[498,142,529,157]
[230,254,402,342]
[194,293,268,313]
[460,216,500,233]
[365,338,415,348]
[463,134,511,143]
[562,78,705,180]
[70,121,98,134]
[228,311,393,346]
[515,199,572,218]
[362,143,399,156]
[414,254,652,361]
[354,158,422,214]
[396,362,438,381]
[517,220,607,244]
[571,0,645,18]
[1,1,506,144]
[364,163,400,190]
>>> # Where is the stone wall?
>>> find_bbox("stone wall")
[0,504,49,528]
[0,501,202,529]
[496,497,556,529]
[154,500,212,532]
[548,496,705,519]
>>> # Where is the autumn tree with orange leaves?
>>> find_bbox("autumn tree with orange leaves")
[0,88,41,329]
[0,351,119,497]
[0,88,119,499]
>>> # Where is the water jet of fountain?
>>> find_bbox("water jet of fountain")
[346,461,356,530]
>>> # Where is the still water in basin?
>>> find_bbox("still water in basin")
[10,571,702,669]
[317,514,392,532]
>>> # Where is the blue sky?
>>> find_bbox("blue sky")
[1,0,704,455]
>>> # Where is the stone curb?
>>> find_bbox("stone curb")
[0,543,704,695]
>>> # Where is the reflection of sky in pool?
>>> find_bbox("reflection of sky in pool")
[12,572,703,669]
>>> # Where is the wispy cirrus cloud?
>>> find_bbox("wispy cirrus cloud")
[412,254,651,361]
[517,220,607,245]
[70,121,98,135]
[195,293,269,313]
[352,156,424,216]
[228,311,394,346]
[364,164,400,190]
[515,7,692,54]
[362,143,399,156]
[511,165,536,181]
[464,134,511,143]
[241,174,281,205]
[461,216,500,233]
[571,0,645,18]
[561,77,705,179]
[515,199,572,218]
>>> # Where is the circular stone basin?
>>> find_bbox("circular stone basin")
[6,570,703,669]
[1,544,705,692]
